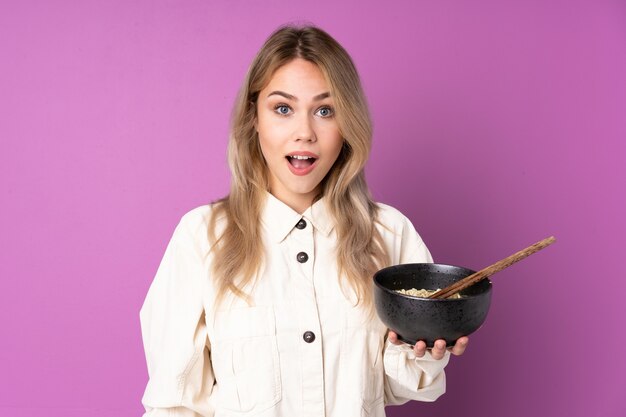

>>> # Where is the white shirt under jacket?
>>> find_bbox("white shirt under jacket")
[140,192,450,417]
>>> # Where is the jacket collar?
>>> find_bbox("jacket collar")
[261,192,334,243]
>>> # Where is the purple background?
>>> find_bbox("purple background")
[1,0,624,416]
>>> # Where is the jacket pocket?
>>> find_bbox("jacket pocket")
[341,303,386,415]
[211,305,281,415]
[361,333,385,415]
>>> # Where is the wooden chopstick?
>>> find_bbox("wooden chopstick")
[428,236,556,299]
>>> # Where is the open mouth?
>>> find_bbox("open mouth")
[286,154,317,170]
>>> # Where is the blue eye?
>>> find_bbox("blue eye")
[316,106,334,118]
[274,104,291,115]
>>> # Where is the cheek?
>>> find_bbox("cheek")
[258,136,275,163]
[258,137,286,170]
[257,123,277,155]
[324,131,344,162]
[257,117,287,149]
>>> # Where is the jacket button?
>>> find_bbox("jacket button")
[295,219,307,230]
[303,331,315,343]
[296,252,308,263]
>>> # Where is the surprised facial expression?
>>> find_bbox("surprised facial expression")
[255,58,343,213]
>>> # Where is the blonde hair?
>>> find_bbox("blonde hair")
[208,24,389,308]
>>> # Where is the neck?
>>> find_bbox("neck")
[270,190,318,214]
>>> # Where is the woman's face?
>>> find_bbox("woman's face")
[255,58,343,213]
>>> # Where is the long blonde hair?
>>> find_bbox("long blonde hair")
[208,24,389,308]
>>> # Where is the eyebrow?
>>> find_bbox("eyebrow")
[267,91,331,101]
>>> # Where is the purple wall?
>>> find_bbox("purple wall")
[1,0,624,416]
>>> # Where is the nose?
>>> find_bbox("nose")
[294,114,317,142]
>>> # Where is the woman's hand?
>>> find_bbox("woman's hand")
[387,331,469,360]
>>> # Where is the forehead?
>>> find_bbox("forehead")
[262,58,329,96]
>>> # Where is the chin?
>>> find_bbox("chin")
[290,187,317,196]
[283,179,312,191]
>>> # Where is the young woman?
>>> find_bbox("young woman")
[140,25,468,417]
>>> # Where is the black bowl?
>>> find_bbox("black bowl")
[373,263,492,347]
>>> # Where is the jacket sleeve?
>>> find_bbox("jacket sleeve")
[382,211,450,404]
[140,214,216,416]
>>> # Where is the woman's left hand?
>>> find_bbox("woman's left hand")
[387,331,469,360]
